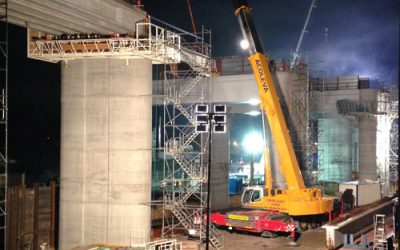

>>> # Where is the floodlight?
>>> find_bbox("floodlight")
[243,132,264,154]
[213,124,226,133]
[213,114,226,124]
[214,104,226,113]
[240,39,249,50]
[195,104,209,113]
[196,114,209,124]
[196,124,208,133]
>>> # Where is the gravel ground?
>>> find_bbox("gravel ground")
[218,228,327,250]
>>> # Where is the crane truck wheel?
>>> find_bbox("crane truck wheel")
[309,221,318,229]
[261,231,278,238]
[299,221,308,231]
[293,219,308,232]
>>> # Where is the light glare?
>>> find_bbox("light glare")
[248,99,260,106]
[240,39,249,50]
[243,132,264,154]
[245,111,261,116]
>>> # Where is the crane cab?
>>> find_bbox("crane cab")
[241,186,264,205]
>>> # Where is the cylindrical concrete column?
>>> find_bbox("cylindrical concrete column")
[59,58,152,249]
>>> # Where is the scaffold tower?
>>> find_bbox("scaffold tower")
[162,27,223,249]
[389,100,398,195]
[0,0,7,248]
[290,65,310,183]
[308,70,325,186]
[289,64,327,186]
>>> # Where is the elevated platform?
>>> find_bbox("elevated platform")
[4,0,209,66]
[27,22,210,66]
[28,23,183,64]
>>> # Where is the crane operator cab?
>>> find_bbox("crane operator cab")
[242,186,264,205]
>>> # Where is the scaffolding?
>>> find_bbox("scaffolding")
[308,70,325,185]
[290,65,311,183]
[388,100,398,195]
[0,0,7,248]
[27,22,183,64]
[162,27,223,249]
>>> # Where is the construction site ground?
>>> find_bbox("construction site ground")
[218,228,326,250]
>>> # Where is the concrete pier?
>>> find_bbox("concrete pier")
[59,58,152,249]
[211,129,230,210]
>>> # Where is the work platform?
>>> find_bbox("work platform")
[28,23,210,66]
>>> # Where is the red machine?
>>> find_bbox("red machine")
[211,209,295,238]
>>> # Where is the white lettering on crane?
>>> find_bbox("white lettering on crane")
[255,59,269,93]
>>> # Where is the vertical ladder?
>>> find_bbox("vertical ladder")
[373,214,387,250]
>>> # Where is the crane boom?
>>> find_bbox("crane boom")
[233,0,305,190]
[231,0,332,216]
[289,0,317,70]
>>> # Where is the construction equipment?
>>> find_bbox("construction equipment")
[289,0,317,70]
[210,0,332,235]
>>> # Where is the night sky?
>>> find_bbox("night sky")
[8,25,60,184]
[145,0,399,86]
[6,0,399,185]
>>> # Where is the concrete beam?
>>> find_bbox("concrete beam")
[6,0,146,34]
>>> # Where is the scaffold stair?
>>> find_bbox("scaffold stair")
[174,182,202,207]
[170,206,194,230]
[201,223,224,250]
[373,214,387,250]
[172,102,196,125]
[170,153,205,181]
[171,206,223,250]
[179,72,206,99]
[181,130,199,148]
[178,46,209,72]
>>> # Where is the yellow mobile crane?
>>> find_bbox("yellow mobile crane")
[211,0,332,233]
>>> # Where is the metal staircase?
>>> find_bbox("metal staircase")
[373,214,387,250]
[170,153,205,180]
[162,27,223,249]
[202,223,224,249]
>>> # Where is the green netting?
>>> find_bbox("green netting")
[318,118,355,183]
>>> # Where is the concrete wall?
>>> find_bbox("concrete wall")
[59,58,152,249]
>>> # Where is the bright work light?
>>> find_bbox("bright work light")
[243,132,263,154]
[240,39,249,50]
